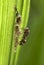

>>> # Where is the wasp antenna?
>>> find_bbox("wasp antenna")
[14,6,19,17]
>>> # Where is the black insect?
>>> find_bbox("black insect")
[14,7,30,52]
[19,27,30,45]
[14,7,22,52]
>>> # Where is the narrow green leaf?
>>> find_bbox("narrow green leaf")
[0,0,15,65]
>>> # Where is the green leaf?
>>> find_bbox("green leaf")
[0,0,15,65]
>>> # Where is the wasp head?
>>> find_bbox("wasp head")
[16,14,21,25]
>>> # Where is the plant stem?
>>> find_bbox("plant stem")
[14,0,30,65]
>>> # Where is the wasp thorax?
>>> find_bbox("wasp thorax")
[15,24,19,32]
[15,24,21,36]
